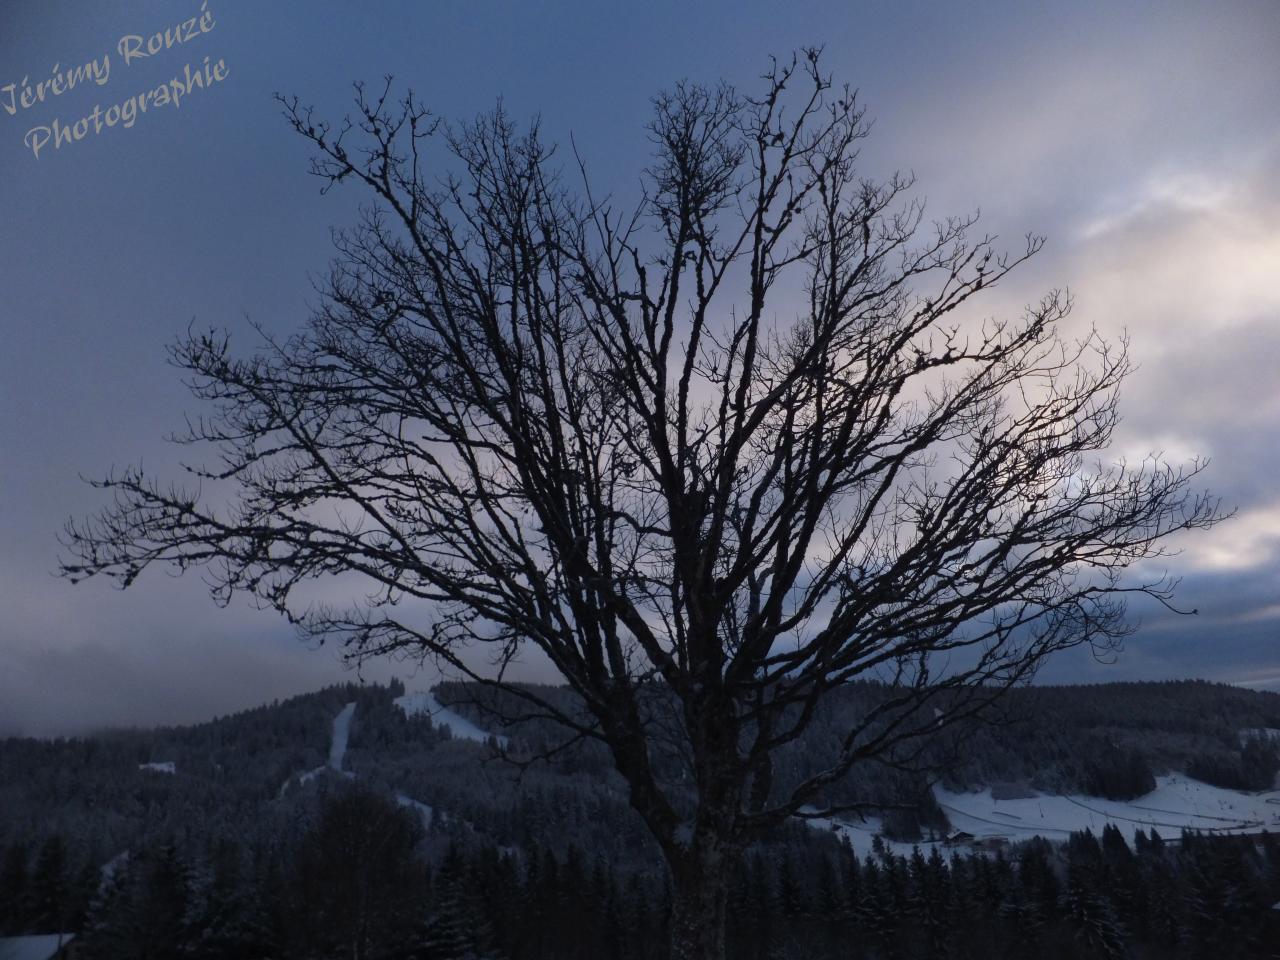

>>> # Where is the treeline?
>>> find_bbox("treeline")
[3,679,1280,958]
[935,681,1280,795]
[4,679,1280,896]
[727,825,1280,959]
[0,782,666,960]
[3,780,1279,959]
[0,682,390,855]
[433,678,1280,812]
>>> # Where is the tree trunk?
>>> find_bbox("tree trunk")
[667,835,734,960]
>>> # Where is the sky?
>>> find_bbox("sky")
[0,0,1277,736]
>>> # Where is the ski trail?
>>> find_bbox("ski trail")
[396,793,436,828]
[329,702,357,772]
[394,690,507,747]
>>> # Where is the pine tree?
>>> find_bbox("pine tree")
[1059,865,1128,959]
[774,850,803,921]
[0,840,30,935]
[413,881,476,960]
[910,845,953,960]
[293,783,426,959]
[857,859,899,959]
[80,857,135,960]
[186,840,274,960]
[28,833,70,933]
[140,842,193,958]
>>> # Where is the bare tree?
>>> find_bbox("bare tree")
[62,50,1223,960]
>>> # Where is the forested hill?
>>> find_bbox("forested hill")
[3,679,1280,958]
[4,679,1280,857]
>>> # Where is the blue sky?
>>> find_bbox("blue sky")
[1,0,1277,734]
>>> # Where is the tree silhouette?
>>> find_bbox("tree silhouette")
[293,785,426,960]
[61,49,1223,959]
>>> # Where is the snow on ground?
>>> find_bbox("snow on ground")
[329,702,357,772]
[292,764,346,792]
[1240,727,1280,743]
[0,933,78,960]
[936,775,1280,844]
[803,810,935,860]
[138,761,175,774]
[806,775,1280,859]
[396,793,437,828]
[278,702,358,797]
[395,690,508,747]
[99,851,130,884]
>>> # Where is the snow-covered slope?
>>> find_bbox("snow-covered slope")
[803,811,925,860]
[395,793,436,827]
[937,775,1280,842]
[808,775,1280,859]
[395,690,507,747]
[1240,726,1280,744]
[279,702,358,796]
[328,702,357,771]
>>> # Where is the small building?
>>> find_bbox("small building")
[0,934,78,960]
[944,830,975,845]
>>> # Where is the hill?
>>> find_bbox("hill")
[2,679,1280,958]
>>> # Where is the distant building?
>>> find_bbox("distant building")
[0,934,78,960]
[944,830,975,845]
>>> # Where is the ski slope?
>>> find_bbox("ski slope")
[803,810,931,860]
[807,775,1280,859]
[328,702,357,771]
[936,775,1280,842]
[395,690,508,747]
[1240,727,1280,744]
[280,702,358,796]
[395,793,436,827]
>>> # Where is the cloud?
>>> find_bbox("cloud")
[1179,506,1280,574]
[1077,170,1238,242]
[1016,141,1280,679]
[6,1,1280,736]
[1066,149,1280,345]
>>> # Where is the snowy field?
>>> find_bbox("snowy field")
[808,775,1280,859]
[395,690,508,747]
[803,811,933,860]
[937,775,1280,843]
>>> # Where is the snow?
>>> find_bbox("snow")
[329,702,357,772]
[99,851,129,886]
[804,775,1280,859]
[274,695,497,841]
[292,765,329,791]
[802,810,935,860]
[395,690,507,747]
[138,761,175,774]
[0,934,76,960]
[936,775,1280,843]
[277,702,357,797]
[1240,727,1280,744]
[395,793,436,827]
